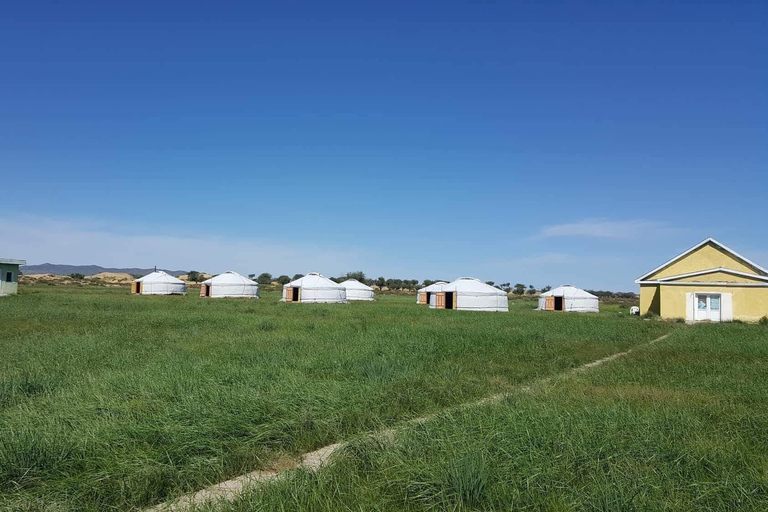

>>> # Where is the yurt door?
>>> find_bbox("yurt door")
[545,296,555,311]
[285,287,293,302]
[435,292,446,309]
[418,292,427,305]
[293,287,300,302]
[445,292,455,310]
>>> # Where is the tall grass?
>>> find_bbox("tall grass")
[211,322,768,511]
[0,285,670,510]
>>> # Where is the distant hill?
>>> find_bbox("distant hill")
[20,263,187,277]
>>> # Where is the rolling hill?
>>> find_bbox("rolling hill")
[20,263,187,277]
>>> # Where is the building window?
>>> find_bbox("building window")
[5,272,12,283]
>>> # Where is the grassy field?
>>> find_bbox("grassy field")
[207,322,768,512]
[0,285,669,511]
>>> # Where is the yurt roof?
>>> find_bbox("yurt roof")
[539,285,597,299]
[202,271,257,285]
[442,277,506,295]
[418,281,448,293]
[135,271,184,284]
[340,279,373,291]
[285,272,343,289]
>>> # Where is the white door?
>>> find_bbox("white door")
[708,294,721,322]
[695,293,721,322]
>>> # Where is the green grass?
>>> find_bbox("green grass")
[0,285,669,510]
[207,322,768,512]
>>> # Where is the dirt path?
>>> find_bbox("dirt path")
[147,333,671,511]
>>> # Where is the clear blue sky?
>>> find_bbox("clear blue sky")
[3,1,767,290]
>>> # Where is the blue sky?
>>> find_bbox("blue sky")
[2,0,766,290]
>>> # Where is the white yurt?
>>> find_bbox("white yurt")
[417,281,448,305]
[340,279,375,301]
[538,285,599,313]
[281,272,347,303]
[200,271,259,298]
[430,277,508,312]
[132,271,186,295]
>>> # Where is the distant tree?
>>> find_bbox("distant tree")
[292,274,304,281]
[69,273,84,280]
[513,283,526,295]
[343,271,366,283]
[422,279,435,288]
[276,275,291,285]
[248,274,256,279]
[376,276,386,289]
[499,282,511,292]
[526,285,537,295]
[541,285,552,293]
[587,290,616,298]
[187,270,201,282]
[485,281,495,287]
[257,272,272,285]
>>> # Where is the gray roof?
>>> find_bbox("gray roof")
[0,259,26,265]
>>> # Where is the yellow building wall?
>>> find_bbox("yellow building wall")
[648,243,765,280]
[659,285,768,322]
[674,271,766,283]
[639,284,660,315]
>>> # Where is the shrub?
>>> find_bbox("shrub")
[759,316,768,326]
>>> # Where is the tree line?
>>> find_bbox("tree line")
[183,270,635,297]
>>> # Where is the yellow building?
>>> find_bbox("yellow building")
[636,238,768,322]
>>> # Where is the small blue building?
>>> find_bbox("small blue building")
[0,259,26,296]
